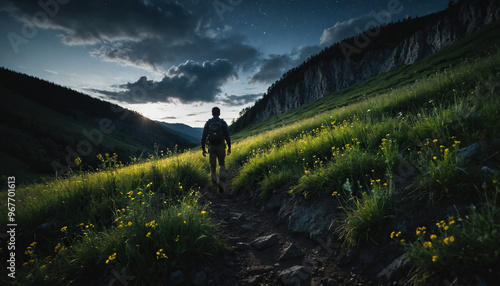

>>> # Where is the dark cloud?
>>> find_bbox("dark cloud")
[249,54,292,84]
[223,93,263,106]
[99,59,237,104]
[249,45,321,85]
[1,0,259,69]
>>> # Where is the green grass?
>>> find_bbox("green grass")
[0,150,224,285]
[335,179,394,249]
[231,50,500,200]
[394,185,500,285]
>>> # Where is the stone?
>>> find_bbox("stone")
[246,266,274,276]
[240,224,256,232]
[230,212,245,221]
[168,270,185,285]
[243,275,261,286]
[326,278,337,286]
[191,270,208,286]
[235,242,250,251]
[286,196,337,239]
[377,254,409,281]
[359,252,375,264]
[279,243,304,261]
[336,249,356,267]
[265,193,282,211]
[34,221,57,232]
[252,234,279,250]
[459,142,484,159]
[278,265,310,285]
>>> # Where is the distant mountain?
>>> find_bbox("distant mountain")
[157,122,203,145]
[231,0,500,133]
[0,68,194,182]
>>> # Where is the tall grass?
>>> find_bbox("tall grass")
[230,51,500,200]
[228,50,500,277]
[1,150,224,285]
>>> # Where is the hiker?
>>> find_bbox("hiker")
[201,107,231,193]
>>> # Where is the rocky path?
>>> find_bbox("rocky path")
[203,190,368,286]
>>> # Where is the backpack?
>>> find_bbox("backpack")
[208,118,224,145]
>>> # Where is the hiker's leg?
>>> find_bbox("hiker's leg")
[216,144,226,182]
[218,165,225,182]
[214,144,226,193]
[208,146,217,189]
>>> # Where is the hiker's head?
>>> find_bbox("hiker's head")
[212,107,220,117]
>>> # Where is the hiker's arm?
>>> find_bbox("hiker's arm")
[224,121,231,151]
[201,122,209,154]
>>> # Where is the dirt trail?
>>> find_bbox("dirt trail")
[202,188,368,286]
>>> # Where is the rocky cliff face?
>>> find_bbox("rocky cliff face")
[249,0,500,125]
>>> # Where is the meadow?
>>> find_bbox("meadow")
[2,27,500,286]
[1,150,225,285]
[227,49,500,283]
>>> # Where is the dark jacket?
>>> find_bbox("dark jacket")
[201,117,231,151]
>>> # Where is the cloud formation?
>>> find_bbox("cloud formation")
[249,54,293,84]
[223,93,263,106]
[320,15,376,46]
[249,45,321,85]
[99,59,237,104]
[2,0,259,70]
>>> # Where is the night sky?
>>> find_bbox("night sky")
[0,0,450,127]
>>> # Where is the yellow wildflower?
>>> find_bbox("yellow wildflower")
[432,255,438,262]
[105,253,117,264]
[416,226,426,236]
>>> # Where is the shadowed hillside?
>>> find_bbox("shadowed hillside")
[0,68,194,183]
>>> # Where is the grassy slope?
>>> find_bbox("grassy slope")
[0,71,195,183]
[232,19,500,140]
[224,19,500,283]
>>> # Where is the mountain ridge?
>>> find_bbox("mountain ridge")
[157,121,203,145]
[230,0,500,133]
[0,68,194,182]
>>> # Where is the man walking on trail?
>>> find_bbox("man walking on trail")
[201,107,231,193]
